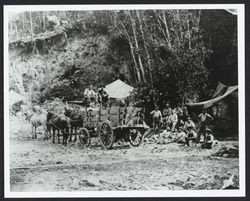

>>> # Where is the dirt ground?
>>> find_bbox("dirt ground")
[9,116,239,192]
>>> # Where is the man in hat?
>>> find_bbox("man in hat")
[175,127,187,144]
[198,108,213,142]
[185,125,198,146]
[182,106,190,122]
[150,105,162,130]
[162,103,172,129]
[84,84,97,103]
[168,110,178,132]
[183,116,196,131]
[97,84,109,108]
[201,128,214,149]
[173,103,183,119]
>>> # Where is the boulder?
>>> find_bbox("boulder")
[36,178,45,184]
[70,178,80,190]
[63,169,68,173]
[86,177,100,187]
[182,182,195,189]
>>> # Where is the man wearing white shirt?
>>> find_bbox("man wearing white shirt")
[150,105,162,130]
[183,116,196,131]
[84,85,97,103]
[168,110,178,132]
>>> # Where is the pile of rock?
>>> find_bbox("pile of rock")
[212,144,238,158]
[43,98,85,115]
[43,98,66,114]
[144,130,184,145]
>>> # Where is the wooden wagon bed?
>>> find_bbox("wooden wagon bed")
[75,106,149,149]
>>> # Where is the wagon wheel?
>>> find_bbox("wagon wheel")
[78,128,91,148]
[99,120,114,150]
[128,129,144,147]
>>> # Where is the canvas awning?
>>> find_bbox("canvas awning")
[105,79,134,99]
[186,82,238,108]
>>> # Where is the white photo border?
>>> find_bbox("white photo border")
[4,4,245,198]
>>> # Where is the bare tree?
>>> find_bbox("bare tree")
[29,11,33,35]
[136,11,153,86]
[128,10,146,83]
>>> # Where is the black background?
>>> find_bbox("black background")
[0,0,249,200]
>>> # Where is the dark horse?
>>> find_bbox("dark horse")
[64,107,83,142]
[47,112,71,146]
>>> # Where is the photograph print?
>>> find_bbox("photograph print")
[4,4,245,197]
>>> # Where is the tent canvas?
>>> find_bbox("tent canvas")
[105,79,134,99]
[186,82,238,108]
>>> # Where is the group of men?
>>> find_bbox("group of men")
[83,84,109,107]
[150,103,215,149]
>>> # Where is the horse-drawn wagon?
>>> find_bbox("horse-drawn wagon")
[74,106,149,149]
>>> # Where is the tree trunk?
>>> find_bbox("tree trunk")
[38,12,43,30]
[176,10,183,45]
[22,12,25,31]
[154,10,170,46]
[113,12,141,83]
[29,11,33,35]
[13,21,19,39]
[42,11,46,30]
[119,20,141,83]
[216,102,219,118]
[162,11,172,48]
[136,11,153,87]
[197,10,202,25]
[128,38,142,83]
[128,10,146,83]
[187,18,191,49]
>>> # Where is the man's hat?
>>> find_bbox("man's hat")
[205,128,212,133]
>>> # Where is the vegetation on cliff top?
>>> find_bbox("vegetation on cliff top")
[8,10,237,106]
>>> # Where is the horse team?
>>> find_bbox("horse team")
[29,106,82,146]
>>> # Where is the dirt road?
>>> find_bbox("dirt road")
[9,116,239,192]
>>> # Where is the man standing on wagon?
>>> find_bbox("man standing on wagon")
[84,84,97,104]
[97,84,109,108]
